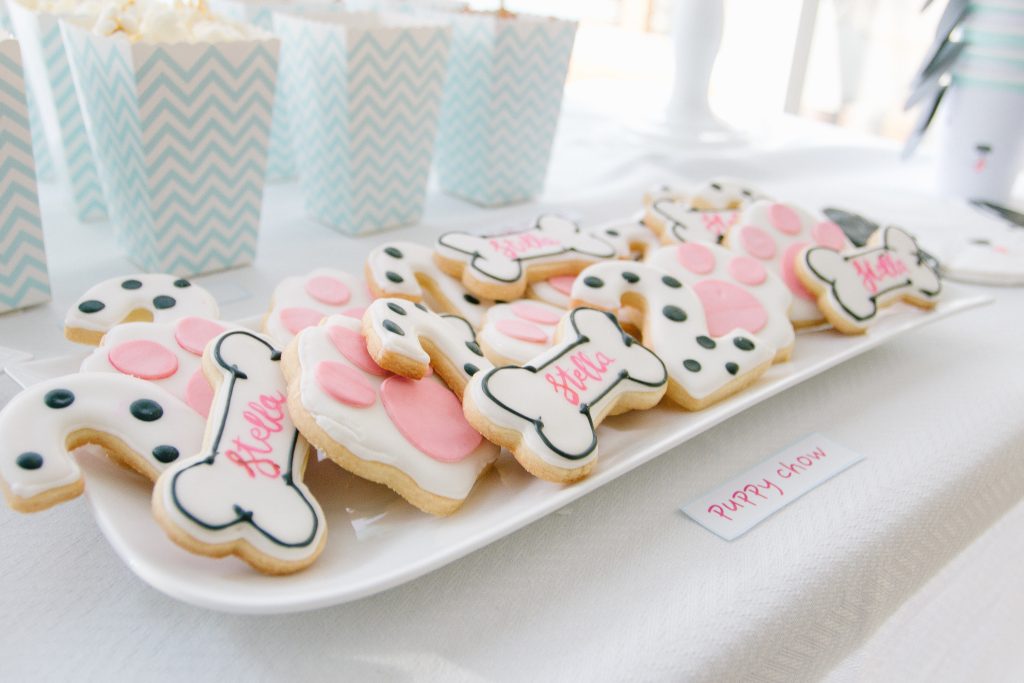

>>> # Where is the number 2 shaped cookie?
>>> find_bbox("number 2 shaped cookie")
[434,215,618,300]
[570,261,775,410]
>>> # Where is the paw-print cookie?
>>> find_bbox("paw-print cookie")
[479,300,563,365]
[647,243,794,362]
[434,215,618,300]
[796,226,941,334]
[0,374,205,512]
[726,200,853,327]
[153,330,326,574]
[64,274,219,346]
[262,268,370,347]
[527,273,577,308]
[365,241,494,329]
[571,261,775,411]
[80,317,240,417]
[282,315,498,516]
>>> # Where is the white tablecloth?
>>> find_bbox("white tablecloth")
[1,83,1022,681]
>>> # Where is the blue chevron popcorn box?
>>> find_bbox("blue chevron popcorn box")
[211,0,340,183]
[434,13,576,207]
[274,11,451,235]
[61,21,279,276]
[0,33,51,313]
[6,0,108,221]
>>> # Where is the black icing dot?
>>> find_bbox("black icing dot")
[415,303,428,312]
[130,399,163,422]
[734,337,755,351]
[605,229,620,237]
[683,359,701,372]
[466,340,483,357]
[663,305,687,322]
[44,389,74,409]
[78,299,105,314]
[387,302,407,315]
[384,246,403,259]
[725,362,739,375]
[383,320,404,336]
[463,293,481,305]
[710,182,723,191]
[385,271,404,284]
[152,295,176,310]
[173,278,191,288]
[152,445,179,463]
[661,275,681,289]
[464,363,479,376]
[583,276,604,288]
[741,189,753,198]
[121,279,142,290]
[16,452,43,470]
[696,336,716,349]
[622,271,639,283]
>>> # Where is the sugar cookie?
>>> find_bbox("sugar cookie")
[647,244,795,362]
[80,317,240,417]
[796,226,941,334]
[464,307,668,483]
[365,241,494,329]
[688,178,770,210]
[64,274,219,345]
[642,183,688,208]
[153,330,327,575]
[590,217,662,260]
[283,315,498,516]
[0,374,204,512]
[527,273,577,308]
[726,200,854,327]
[570,261,775,410]
[644,198,740,245]
[361,298,493,398]
[263,268,371,347]
[478,300,564,366]
[434,215,618,300]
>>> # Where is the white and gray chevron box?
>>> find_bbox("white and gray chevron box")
[0,32,51,314]
[434,13,576,207]
[6,0,108,222]
[61,21,279,277]
[274,11,451,235]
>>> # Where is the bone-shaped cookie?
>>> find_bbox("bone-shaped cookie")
[435,215,618,300]
[797,226,942,334]
[464,308,668,483]
[362,298,493,398]
[365,241,494,329]
[644,198,739,245]
[64,274,219,346]
[0,374,205,512]
[570,261,775,410]
[153,330,326,575]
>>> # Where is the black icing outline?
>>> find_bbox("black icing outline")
[655,199,727,246]
[480,308,667,461]
[375,299,484,376]
[804,226,942,323]
[436,216,617,284]
[169,330,319,549]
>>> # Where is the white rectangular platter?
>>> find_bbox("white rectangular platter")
[5,295,989,613]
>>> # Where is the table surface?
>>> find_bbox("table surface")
[1,82,1022,682]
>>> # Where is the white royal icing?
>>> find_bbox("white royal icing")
[64,274,219,337]
[688,177,770,210]
[363,299,493,390]
[479,300,563,365]
[643,183,688,208]
[365,241,494,329]
[570,261,776,404]
[435,215,617,294]
[263,268,371,347]
[155,330,326,568]
[727,200,855,326]
[588,217,662,260]
[294,315,498,502]
[646,243,794,361]
[647,198,740,245]
[800,226,941,332]
[0,373,205,508]
[466,308,667,471]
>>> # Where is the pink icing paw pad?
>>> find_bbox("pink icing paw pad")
[283,315,498,516]
[480,300,565,365]
[797,226,942,334]
[264,268,370,346]
[647,243,795,362]
[726,200,854,326]
[0,374,205,512]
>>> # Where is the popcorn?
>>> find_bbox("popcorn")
[89,0,263,43]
